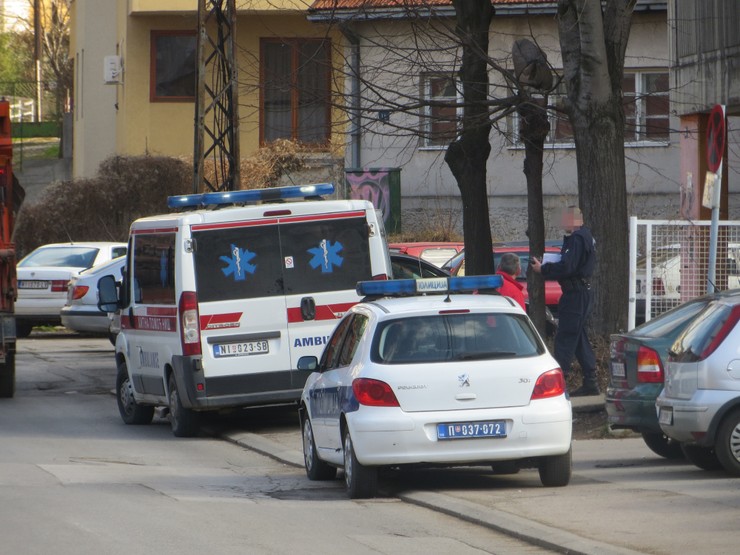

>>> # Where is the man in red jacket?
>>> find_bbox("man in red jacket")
[496,253,526,311]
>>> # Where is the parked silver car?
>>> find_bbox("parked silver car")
[61,256,126,339]
[656,292,740,475]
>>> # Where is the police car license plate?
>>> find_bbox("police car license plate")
[437,421,506,440]
[18,280,49,289]
[213,340,269,358]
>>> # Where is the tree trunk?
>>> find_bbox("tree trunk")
[557,0,635,335]
[446,0,494,276]
[519,99,549,336]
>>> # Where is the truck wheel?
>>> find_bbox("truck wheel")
[0,351,15,398]
[15,321,33,339]
[343,428,377,499]
[168,374,200,438]
[538,447,572,487]
[680,443,722,471]
[302,415,336,480]
[715,409,740,476]
[641,431,684,459]
[116,361,154,425]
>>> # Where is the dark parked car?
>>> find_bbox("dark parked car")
[390,252,449,279]
[606,291,740,459]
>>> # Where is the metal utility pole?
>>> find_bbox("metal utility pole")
[34,0,43,122]
[193,0,240,193]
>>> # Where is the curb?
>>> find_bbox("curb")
[220,427,644,555]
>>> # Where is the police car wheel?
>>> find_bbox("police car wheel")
[343,428,377,499]
[116,362,154,425]
[302,415,337,481]
[168,374,200,438]
[538,447,572,487]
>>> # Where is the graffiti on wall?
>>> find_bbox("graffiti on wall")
[347,169,391,227]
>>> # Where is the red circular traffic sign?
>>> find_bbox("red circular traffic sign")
[706,104,726,173]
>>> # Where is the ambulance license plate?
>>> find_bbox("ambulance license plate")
[213,340,269,358]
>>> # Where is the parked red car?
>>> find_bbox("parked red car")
[388,242,464,268]
[441,245,563,313]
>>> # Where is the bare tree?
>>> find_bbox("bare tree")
[557,0,635,335]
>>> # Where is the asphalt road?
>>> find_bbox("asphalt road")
[4,334,740,555]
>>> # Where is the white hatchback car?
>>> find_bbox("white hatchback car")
[15,242,127,337]
[298,275,573,498]
[61,255,126,338]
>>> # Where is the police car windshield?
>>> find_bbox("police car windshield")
[372,313,543,364]
[19,246,100,269]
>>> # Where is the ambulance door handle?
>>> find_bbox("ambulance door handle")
[300,297,316,321]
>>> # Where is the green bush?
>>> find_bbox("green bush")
[14,155,191,257]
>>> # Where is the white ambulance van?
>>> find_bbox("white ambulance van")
[98,184,391,437]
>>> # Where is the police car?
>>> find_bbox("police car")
[297,275,573,498]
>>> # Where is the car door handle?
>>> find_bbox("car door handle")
[455,393,477,401]
[301,297,316,321]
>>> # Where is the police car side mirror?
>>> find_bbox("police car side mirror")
[297,356,319,372]
[97,274,120,313]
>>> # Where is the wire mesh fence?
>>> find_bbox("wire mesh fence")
[0,80,63,122]
[629,218,740,329]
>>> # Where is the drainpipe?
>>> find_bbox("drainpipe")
[341,25,361,170]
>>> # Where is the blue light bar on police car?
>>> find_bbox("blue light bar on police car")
[167,183,335,209]
[356,274,504,297]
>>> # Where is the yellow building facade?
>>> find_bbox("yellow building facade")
[70,0,342,179]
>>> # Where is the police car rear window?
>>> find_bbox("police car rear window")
[372,313,543,364]
[193,216,372,302]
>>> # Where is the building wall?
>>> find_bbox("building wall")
[70,0,118,178]
[346,10,740,240]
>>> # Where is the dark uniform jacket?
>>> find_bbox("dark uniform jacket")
[541,226,596,286]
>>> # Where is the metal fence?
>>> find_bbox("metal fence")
[628,217,740,330]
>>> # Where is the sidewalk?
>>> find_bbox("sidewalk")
[218,394,646,555]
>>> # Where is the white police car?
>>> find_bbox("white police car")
[298,275,573,498]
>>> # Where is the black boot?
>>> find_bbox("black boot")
[570,376,600,397]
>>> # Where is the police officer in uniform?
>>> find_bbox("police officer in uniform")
[531,206,598,396]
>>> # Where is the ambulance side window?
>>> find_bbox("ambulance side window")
[133,233,177,305]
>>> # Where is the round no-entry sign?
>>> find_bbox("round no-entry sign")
[706,104,726,173]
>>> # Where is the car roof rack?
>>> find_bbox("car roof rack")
[356,275,504,300]
[167,183,335,210]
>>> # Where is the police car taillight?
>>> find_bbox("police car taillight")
[179,291,201,356]
[531,369,565,400]
[353,378,399,407]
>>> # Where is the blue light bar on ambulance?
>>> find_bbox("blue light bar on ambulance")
[356,274,504,297]
[167,183,335,209]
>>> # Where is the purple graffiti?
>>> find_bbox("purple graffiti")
[347,170,391,225]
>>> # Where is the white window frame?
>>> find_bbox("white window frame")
[419,74,462,150]
[508,69,670,149]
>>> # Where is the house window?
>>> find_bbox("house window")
[421,75,460,147]
[511,70,669,146]
[623,72,670,142]
[260,38,331,145]
[150,31,196,102]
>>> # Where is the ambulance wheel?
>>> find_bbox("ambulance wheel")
[168,374,200,438]
[116,361,154,425]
